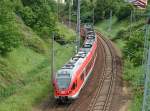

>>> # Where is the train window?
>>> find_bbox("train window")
[80,48,88,54]
[78,53,86,58]
[72,57,79,61]
[83,44,92,48]
[80,73,84,80]
[71,82,76,90]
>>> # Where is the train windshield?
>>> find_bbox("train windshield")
[56,77,71,90]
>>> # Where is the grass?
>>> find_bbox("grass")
[0,43,75,111]
[56,22,76,41]
[95,17,129,39]
[0,16,76,111]
[7,46,45,75]
[129,92,143,111]
[124,60,144,111]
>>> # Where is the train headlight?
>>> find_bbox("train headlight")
[69,90,72,94]
[60,91,66,94]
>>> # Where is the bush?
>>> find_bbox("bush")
[123,61,144,111]
[115,28,128,39]
[94,0,123,22]
[10,0,24,13]
[19,6,36,28]
[116,4,133,21]
[19,0,57,39]
[0,0,20,55]
[23,36,47,53]
[123,31,144,66]
[0,25,20,55]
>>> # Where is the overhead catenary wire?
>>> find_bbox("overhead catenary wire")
[91,0,95,25]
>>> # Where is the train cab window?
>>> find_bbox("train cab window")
[56,77,71,90]
[56,70,71,90]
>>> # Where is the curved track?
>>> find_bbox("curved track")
[87,32,117,111]
[33,32,122,111]
[66,32,118,111]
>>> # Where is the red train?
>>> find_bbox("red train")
[53,24,97,101]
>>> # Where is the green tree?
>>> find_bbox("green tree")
[19,6,36,27]
[80,0,93,23]
[116,4,133,21]
[94,0,123,22]
[73,0,77,10]
[19,0,57,39]
[0,0,20,55]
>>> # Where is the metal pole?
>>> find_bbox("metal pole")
[57,0,60,21]
[133,9,136,23]
[51,32,54,83]
[93,7,95,25]
[142,48,150,111]
[69,0,72,27]
[76,0,80,52]
[91,0,94,25]
[130,10,133,38]
[142,17,150,111]
[144,24,150,70]
[108,10,112,32]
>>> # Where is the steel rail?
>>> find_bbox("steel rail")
[88,32,116,111]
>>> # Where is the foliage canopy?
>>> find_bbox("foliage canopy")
[0,0,20,55]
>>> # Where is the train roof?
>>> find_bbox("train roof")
[55,25,96,80]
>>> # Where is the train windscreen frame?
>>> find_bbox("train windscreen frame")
[56,77,71,90]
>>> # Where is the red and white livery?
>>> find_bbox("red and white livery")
[53,24,97,101]
[130,0,148,8]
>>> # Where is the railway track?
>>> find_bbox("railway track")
[87,32,117,111]
[66,32,117,111]
[34,32,120,111]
